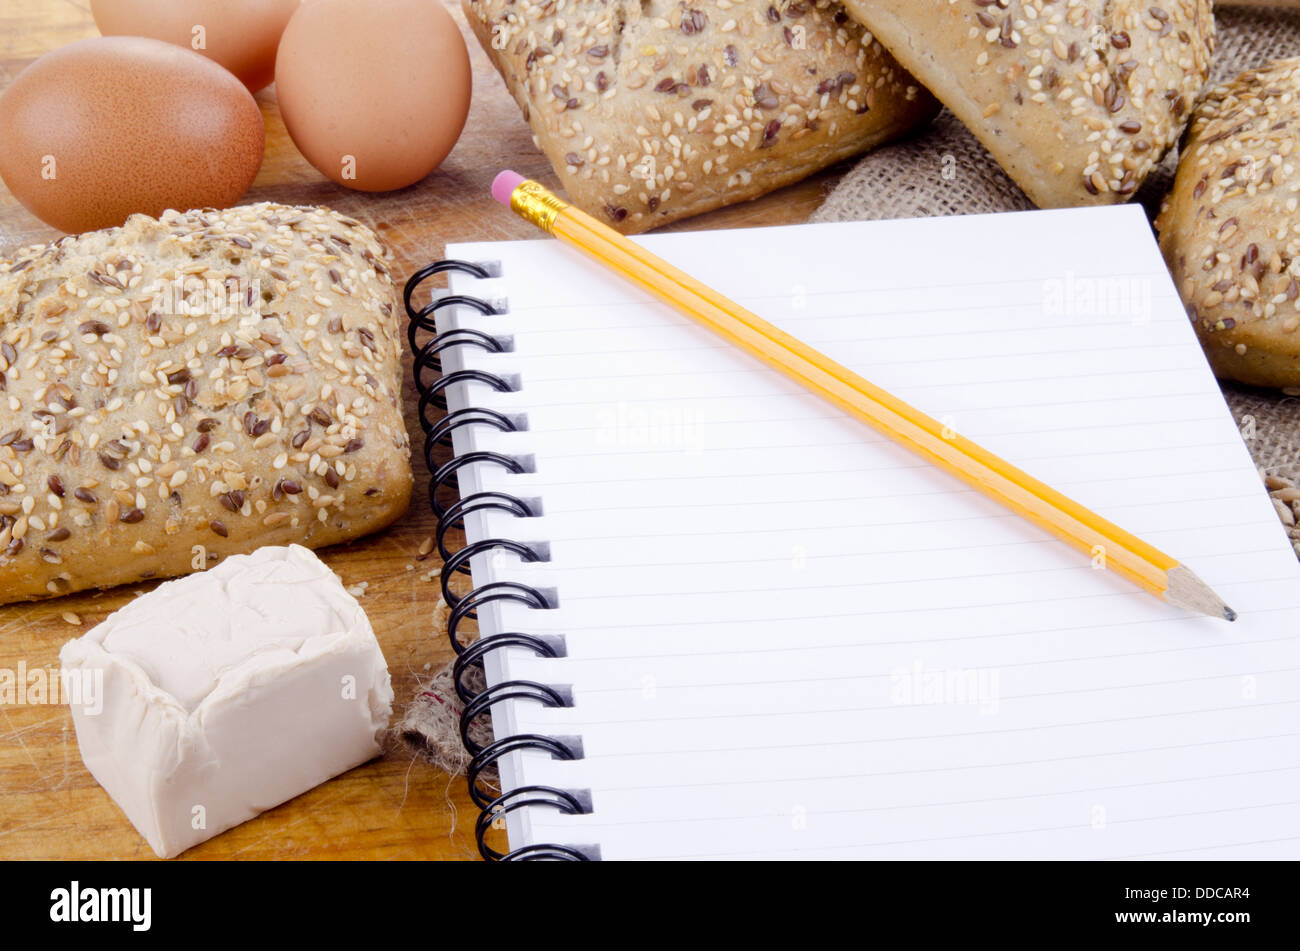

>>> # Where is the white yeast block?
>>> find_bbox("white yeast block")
[59,544,394,857]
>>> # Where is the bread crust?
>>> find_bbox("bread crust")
[841,0,1215,208]
[0,203,412,602]
[464,0,940,233]
[1157,57,1300,388]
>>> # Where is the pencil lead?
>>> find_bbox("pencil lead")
[1164,565,1234,621]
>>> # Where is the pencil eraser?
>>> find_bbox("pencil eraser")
[492,170,526,206]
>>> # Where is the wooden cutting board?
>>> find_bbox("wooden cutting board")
[0,0,846,860]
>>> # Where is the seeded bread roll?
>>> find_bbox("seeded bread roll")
[0,202,412,603]
[1156,58,1300,389]
[464,0,940,233]
[839,0,1215,207]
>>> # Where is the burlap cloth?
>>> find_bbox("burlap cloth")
[400,4,1300,779]
[400,643,492,778]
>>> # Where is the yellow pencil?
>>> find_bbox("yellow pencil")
[490,171,1236,621]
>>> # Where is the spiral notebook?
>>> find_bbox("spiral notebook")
[414,205,1300,860]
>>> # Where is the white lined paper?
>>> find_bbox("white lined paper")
[441,206,1300,859]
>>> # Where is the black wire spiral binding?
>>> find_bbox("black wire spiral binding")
[406,260,594,862]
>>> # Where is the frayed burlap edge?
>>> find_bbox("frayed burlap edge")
[399,655,500,788]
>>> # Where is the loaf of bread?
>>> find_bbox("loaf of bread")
[1156,57,1300,388]
[464,0,940,233]
[839,0,1216,208]
[0,203,412,602]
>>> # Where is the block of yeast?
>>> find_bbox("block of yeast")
[59,544,394,858]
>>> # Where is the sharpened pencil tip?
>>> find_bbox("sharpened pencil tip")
[1164,565,1235,622]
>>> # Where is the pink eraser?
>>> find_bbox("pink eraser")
[491,170,526,206]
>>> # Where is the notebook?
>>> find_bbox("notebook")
[417,205,1300,860]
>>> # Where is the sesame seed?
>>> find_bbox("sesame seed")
[0,201,407,597]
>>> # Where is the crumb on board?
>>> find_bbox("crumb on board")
[62,612,81,626]
[346,581,369,598]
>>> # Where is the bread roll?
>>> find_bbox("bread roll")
[1157,57,1300,388]
[839,0,1216,207]
[0,203,412,602]
[464,0,940,233]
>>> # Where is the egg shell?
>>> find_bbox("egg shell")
[0,36,264,234]
[274,0,471,192]
[90,0,301,93]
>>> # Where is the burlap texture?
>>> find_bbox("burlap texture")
[399,655,495,781]
[400,5,1300,776]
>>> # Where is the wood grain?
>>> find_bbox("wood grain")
[0,0,846,860]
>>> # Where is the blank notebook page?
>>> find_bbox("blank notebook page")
[441,206,1300,860]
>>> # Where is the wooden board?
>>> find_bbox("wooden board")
[0,0,849,860]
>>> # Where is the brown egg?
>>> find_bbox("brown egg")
[91,0,300,93]
[275,0,471,192]
[0,36,264,234]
